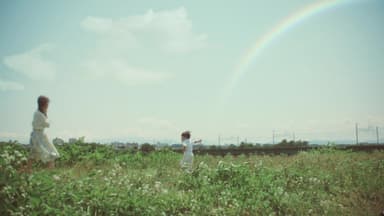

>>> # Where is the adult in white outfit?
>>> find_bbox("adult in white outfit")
[26,96,59,172]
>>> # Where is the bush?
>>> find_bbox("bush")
[140,143,155,154]
[0,144,30,216]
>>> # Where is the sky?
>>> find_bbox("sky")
[0,0,383,145]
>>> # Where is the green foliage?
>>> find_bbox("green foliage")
[140,143,156,154]
[275,139,309,147]
[0,143,30,215]
[56,142,117,166]
[239,142,254,149]
[0,142,383,215]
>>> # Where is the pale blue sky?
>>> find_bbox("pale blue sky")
[0,0,383,144]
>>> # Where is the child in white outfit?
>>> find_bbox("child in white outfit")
[180,131,193,171]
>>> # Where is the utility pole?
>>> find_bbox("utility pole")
[355,123,359,145]
[293,132,296,142]
[218,135,221,146]
[272,130,275,145]
[377,126,380,145]
[237,136,239,146]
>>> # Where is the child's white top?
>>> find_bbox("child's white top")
[183,139,193,155]
[32,110,50,131]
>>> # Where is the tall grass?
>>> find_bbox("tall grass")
[1,142,383,215]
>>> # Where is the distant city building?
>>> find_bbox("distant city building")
[155,142,169,150]
[68,138,77,144]
[68,136,85,144]
[171,144,183,150]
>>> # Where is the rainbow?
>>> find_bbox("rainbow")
[221,0,357,104]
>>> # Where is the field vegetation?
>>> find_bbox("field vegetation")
[1,141,383,215]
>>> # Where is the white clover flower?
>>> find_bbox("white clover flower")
[15,150,23,157]
[143,184,149,190]
[155,181,161,190]
[2,185,11,192]
[276,187,284,196]
[53,175,60,181]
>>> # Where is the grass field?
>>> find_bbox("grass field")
[1,142,384,215]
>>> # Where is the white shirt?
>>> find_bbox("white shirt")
[183,139,193,155]
[32,110,50,131]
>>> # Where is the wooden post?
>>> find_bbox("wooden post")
[355,123,359,145]
[377,126,380,145]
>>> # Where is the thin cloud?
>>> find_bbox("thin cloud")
[235,123,250,129]
[3,43,57,81]
[0,79,24,91]
[138,117,175,130]
[0,131,24,140]
[85,59,169,85]
[81,7,207,53]
[132,117,178,139]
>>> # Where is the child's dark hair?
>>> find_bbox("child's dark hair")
[38,96,49,107]
[181,131,191,139]
[37,96,49,115]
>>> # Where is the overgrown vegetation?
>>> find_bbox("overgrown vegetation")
[1,141,383,215]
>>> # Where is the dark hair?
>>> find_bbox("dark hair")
[37,95,49,116]
[181,131,191,139]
